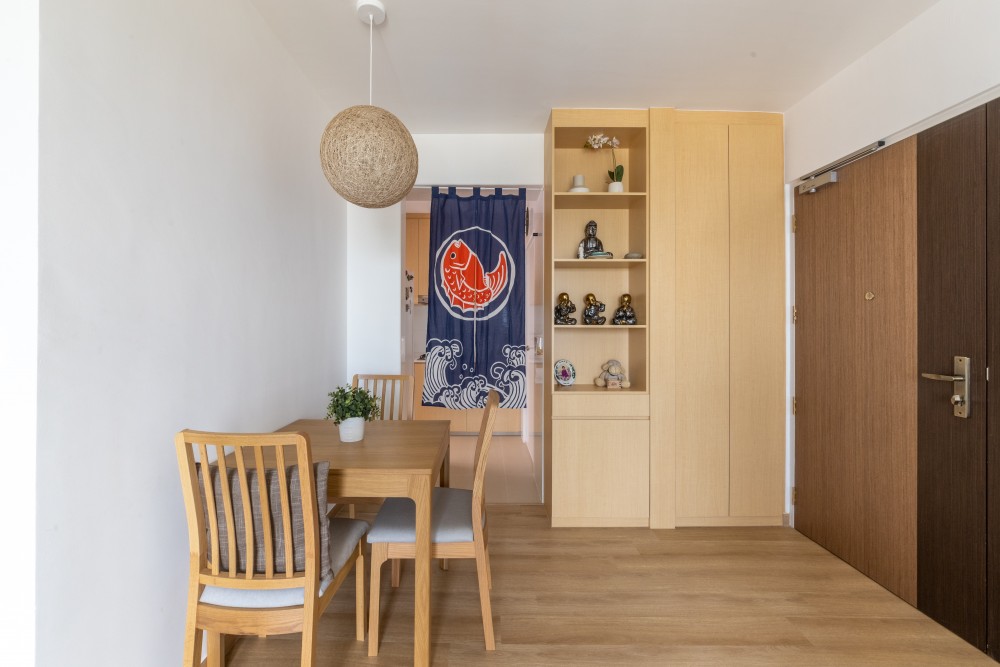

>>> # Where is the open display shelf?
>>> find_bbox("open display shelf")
[548,113,649,395]
[544,109,652,528]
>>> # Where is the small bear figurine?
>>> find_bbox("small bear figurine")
[594,359,630,389]
[582,293,606,325]
[554,292,577,325]
[612,293,637,325]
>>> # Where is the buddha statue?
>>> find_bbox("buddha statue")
[612,293,637,325]
[582,293,606,325]
[554,292,577,325]
[578,220,613,259]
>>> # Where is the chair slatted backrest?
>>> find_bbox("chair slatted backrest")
[175,430,320,591]
[470,390,500,520]
[353,374,413,421]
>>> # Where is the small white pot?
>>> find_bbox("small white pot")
[608,181,624,193]
[338,417,365,443]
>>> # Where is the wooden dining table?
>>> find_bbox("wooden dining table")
[278,418,451,667]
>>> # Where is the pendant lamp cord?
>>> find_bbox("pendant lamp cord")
[368,14,373,105]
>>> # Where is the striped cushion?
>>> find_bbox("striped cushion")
[199,517,368,608]
[198,461,331,578]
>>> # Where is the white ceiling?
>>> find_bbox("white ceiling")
[251,0,940,134]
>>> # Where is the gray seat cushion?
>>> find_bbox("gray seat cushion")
[200,517,368,608]
[368,487,478,544]
[198,461,331,578]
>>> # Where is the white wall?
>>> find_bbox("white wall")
[414,134,544,186]
[345,203,404,379]
[36,2,346,664]
[785,0,1000,181]
[0,1,38,665]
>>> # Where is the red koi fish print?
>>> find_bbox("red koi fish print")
[439,240,509,312]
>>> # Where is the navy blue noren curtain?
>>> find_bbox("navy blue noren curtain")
[423,187,527,410]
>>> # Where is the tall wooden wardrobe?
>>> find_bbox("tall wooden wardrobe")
[794,99,1000,658]
[543,108,786,529]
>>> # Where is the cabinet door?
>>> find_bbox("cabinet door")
[675,120,730,520]
[729,123,785,519]
[417,215,430,300]
[405,215,419,279]
[671,113,785,527]
[551,419,649,527]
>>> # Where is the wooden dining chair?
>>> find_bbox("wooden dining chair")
[333,373,415,519]
[175,430,368,667]
[352,373,413,421]
[366,390,500,656]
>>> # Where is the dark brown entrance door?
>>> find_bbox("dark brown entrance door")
[797,102,999,657]
[917,106,988,650]
[987,99,1000,660]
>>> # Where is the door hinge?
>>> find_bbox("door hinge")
[792,486,797,505]
[792,305,798,324]
[792,214,797,233]
[792,397,797,415]
[988,366,990,382]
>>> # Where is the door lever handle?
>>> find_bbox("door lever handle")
[920,356,970,419]
[921,372,965,382]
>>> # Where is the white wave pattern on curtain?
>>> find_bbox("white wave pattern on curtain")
[424,339,527,409]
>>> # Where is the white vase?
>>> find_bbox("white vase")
[608,181,624,193]
[338,417,365,442]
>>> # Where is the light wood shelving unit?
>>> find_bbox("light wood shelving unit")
[544,109,651,527]
[544,108,785,530]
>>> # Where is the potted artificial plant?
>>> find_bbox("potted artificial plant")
[585,132,624,192]
[326,385,381,442]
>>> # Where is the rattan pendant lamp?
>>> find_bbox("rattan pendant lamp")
[319,0,418,209]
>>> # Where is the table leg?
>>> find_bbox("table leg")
[409,474,432,667]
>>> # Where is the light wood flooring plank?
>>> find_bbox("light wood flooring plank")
[222,505,992,666]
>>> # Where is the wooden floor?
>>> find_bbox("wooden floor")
[223,505,992,666]
[450,434,541,504]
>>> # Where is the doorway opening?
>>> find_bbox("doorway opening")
[401,186,545,504]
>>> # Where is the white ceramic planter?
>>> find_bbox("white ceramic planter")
[608,181,624,193]
[338,417,365,443]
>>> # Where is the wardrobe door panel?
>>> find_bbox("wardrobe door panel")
[675,121,730,520]
[729,123,785,519]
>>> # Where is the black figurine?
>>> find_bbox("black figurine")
[582,293,606,325]
[554,292,577,325]
[578,220,613,259]
[612,293,637,325]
